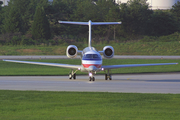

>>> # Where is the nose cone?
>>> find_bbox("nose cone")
[87,65,98,71]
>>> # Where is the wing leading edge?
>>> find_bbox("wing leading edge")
[3,60,178,71]
[102,63,178,70]
[3,60,82,69]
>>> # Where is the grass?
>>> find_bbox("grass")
[0,90,180,120]
[0,59,180,76]
[0,41,180,55]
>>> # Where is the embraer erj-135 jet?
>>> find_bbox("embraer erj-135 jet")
[3,20,178,81]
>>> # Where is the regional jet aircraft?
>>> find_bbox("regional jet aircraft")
[3,20,178,81]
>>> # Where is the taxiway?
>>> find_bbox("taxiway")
[0,73,180,93]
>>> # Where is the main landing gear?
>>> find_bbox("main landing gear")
[69,70,112,81]
[69,69,78,80]
[105,70,112,80]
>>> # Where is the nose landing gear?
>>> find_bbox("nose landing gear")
[89,72,95,81]
[89,77,95,81]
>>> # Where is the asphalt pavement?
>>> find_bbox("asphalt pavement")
[0,74,180,93]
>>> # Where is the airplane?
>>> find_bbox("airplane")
[3,20,178,81]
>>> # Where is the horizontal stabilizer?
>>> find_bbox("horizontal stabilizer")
[92,22,121,25]
[59,20,121,26]
[59,21,89,25]
[58,20,121,48]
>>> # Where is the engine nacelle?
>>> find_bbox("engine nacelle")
[103,46,114,58]
[66,45,78,58]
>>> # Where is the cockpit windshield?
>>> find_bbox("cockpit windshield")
[82,54,102,60]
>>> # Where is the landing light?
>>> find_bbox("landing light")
[78,68,81,70]
[101,68,104,71]
[89,73,93,77]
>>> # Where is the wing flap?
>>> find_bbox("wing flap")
[3,60,82,69]
[102,63,178,70]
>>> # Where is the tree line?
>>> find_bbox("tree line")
[0,0,180,45]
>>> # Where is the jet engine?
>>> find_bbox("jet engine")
[66,45,78,58]
[103,46,114,58]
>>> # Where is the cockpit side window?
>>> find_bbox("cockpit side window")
[93,54,98,58]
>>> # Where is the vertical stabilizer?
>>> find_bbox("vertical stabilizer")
[88,20,92,48]
[59,20,121,48]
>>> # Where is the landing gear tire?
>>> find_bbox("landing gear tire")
[105,74,108,80]
[109,75,112,80]
[89,77,95,81]
[73,73,76,79]
[92,77,95,81]
[69,73,72,79]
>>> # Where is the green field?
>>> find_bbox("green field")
[0,90,180,120]
[0,59,179,76]
[0,41,180,55]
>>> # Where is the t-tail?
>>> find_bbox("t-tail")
[58,20,121,48]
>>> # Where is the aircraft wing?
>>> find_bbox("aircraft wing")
[101,63,178,70]
[3,60,82,69]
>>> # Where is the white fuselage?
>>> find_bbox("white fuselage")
[80,47,102,73]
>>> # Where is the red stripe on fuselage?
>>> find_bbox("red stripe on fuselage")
[82,64,101,68]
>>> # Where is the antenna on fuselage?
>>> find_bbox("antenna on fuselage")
[58,20,121,48]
